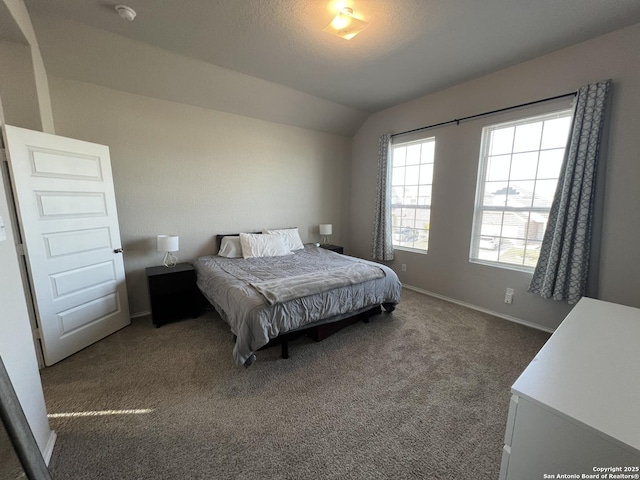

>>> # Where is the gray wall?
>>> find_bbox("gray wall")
[0,41,41,131]
[49,77,352,315]
[349,23,640,330]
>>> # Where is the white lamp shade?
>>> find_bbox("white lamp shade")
[319,224,332,236]
[157,235,179,252]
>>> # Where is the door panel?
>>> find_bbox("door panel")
[3,125,130,366]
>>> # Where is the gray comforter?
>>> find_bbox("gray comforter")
[194,245,401,367]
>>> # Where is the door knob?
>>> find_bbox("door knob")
[114,248,123,253]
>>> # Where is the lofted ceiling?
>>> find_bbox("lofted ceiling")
[0,2,29,44]
[21,0,640,114]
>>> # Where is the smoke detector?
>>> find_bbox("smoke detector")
[115,5,136,21]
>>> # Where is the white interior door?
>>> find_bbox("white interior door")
[3,125,130,366]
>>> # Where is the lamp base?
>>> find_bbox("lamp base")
[163,251,177,268]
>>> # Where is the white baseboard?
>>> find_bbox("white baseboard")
[130,310,151,319]
[402,284,555,334]
[43,430,57,465]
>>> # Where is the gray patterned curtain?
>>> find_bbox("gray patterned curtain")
[528,80,611,304]
[372,133,394,261]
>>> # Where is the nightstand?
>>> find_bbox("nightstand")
[320,244,344,254]
[145,263,204,327]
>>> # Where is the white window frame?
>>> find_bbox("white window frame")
[391,137,435,254]
[470,109,573,271]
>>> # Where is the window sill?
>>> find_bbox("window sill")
[469,258,534,274]
[394,246,428,255]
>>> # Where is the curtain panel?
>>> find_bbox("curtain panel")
[528,80,611,304]
[372,133,394,261]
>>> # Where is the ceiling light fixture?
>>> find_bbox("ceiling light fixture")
[323,7,368,40]
[115,5,137,22]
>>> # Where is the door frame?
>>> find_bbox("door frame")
[1,140,46,368]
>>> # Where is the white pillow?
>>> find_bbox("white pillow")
[262,227,304,251]
[218,236,243,258]
[240,233,292,259]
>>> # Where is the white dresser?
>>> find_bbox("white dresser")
[500,298,640,479]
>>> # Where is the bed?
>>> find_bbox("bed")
[194,232,401,367]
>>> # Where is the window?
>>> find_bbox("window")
[470,110,572,270]
[391,138,435,252]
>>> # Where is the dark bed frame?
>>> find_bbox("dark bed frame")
[259,305,383,359]
[214,233,396,360]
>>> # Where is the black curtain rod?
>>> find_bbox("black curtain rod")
[390,91,577,139]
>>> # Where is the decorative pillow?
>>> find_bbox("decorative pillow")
[240,232,292,259]
[262,227,304,251]
[218,236,243,258]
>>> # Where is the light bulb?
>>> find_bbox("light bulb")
[332,12,352,30]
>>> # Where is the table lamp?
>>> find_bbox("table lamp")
[157,235,179,267]
[319,224,332,245]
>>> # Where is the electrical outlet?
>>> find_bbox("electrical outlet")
[401,264,407,272]
[0,216,6,242]
[504,288,514,304]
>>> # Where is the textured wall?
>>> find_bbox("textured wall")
[0,41,42,131]
[349,23,640,330]
[1,0,54,133]
[49,78,351,315]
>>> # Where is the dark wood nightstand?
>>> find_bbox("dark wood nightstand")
[145,263,204,327]
[320,244,344,254]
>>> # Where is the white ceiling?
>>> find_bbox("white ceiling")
[22,0,640,113]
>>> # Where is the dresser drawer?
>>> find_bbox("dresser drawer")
[148,269,195,295]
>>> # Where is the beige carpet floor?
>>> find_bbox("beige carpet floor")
[41,288,549,479]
